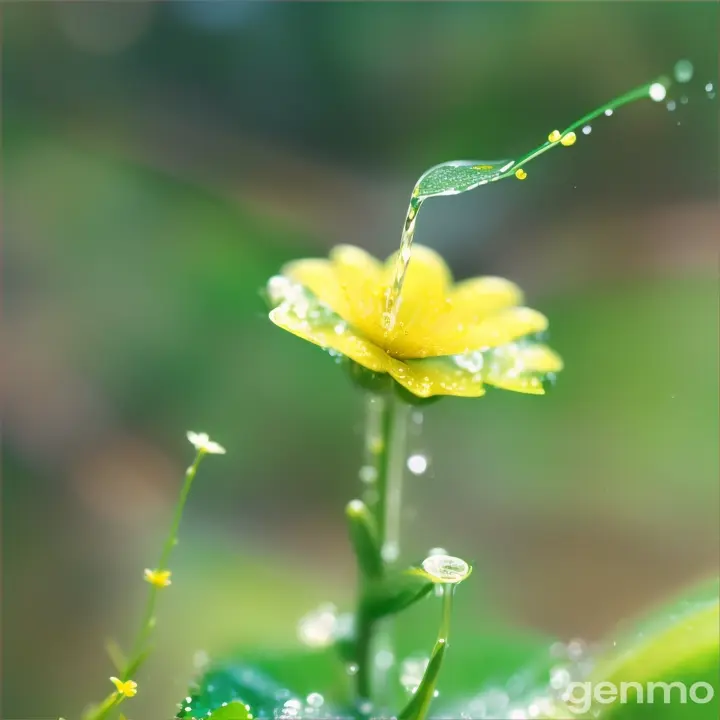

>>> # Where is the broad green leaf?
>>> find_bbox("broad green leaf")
[361,571,433,621]
[577,578,720,720]
[413,160,514,199]
[207,701,252,720]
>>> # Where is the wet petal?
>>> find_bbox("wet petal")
[446,276,524,324]
[330,245,385,331]
[387,357,485,398]
[269,306,391,373]
[383,245,452,332]
[428,307,549,356]
[282,259,351,320]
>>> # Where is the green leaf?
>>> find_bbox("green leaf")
[361,570,433,621]
[346,500,383,580]
[413,160,514,200]
[577,578,720,720]
[398,639,447,720]
[178,649,351,718]
[207,701,252,720]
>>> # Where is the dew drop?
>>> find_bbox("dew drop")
[346,662,359,676]
[359,465,378,484]
[297,603,337,648]
[412,410,424,425]
[705,82,714,93]
[407,454,428,475]
[604,108,613,117]
[666,100,677,111]
[421,554,471,583]
[673,59,694,84]
[381,541,400,562]
[357,700,373,715]
[549,665,571,690]
[375,649,395,670]
[567,638,586,661]
[582,125,592,135]
[306,693,324,709]
[649,82,667,102]
[680,95,689,105]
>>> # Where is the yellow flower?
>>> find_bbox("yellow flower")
[110,677,137,698]
[143,568,172,588]
[268,245,562,399]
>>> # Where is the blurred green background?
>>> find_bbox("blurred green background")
[2,2,718,718]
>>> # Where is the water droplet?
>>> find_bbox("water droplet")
[680,95,689,105]
[275,689,292,702]
[604,108,613,117]
[381,541,400,562]
[673,59,694,84]
[421,554,471,583]
[407,454,428,475]
[346,662,359,676]
[567,638,586,661]
[357,700,373,715]
[582,125,592,135]
[705,82,714,93]
[375,649,395,670]
[306,693,324,709]
[334,322,346,335]
[400,655,429,690]
[412,410,424,425]
[549,665,571,690]
[359,465,378,484]
[649,82,667,102]
[667,100,677,111]
[297,603,337,648]
[433,689,440,698]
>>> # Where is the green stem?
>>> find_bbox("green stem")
[355,392,409,709]
[86,449,207,720]
[123,449,206,679]
[398,586,455,720]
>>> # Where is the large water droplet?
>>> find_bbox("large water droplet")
[604,108,613,117]
[673,59,694,83]
[649,82,667,102]
[667,100,677,111]
[582,125,592,135]
[375,649,395,670]
[421,554,471,583]
[297,603,337,648]
[306,693,324,709]
[346,662,359,676]
[407,454,428,475]
[359,465,378,484]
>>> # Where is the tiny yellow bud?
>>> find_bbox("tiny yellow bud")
[144,568,172,588]
[560,132,577,146]
[548,130,562,143]
[515,169,527,180]
[110,677,138,698]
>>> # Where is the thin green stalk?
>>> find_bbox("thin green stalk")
[86,447,209,720]
[398,586,455,720]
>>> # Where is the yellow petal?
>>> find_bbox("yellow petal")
[429,307,549,356]
[387,357,485,398]
[282,259,350,320]
[330,245,385,330]
[269,307,392,374]
[385,245,451,329]
[445,276,524,324]
[481,342,562,394]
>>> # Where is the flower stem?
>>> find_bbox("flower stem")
[356,392,409,709]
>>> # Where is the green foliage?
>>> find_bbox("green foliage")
[207,702,252,720]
